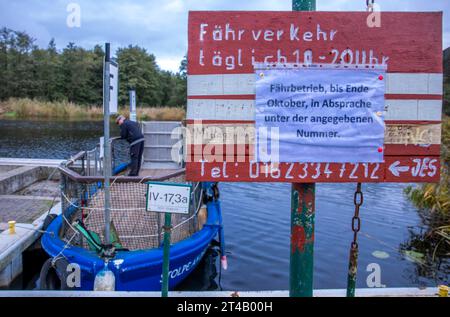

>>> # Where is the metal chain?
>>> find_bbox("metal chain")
[351,183,363,249]
[346,182,364,297]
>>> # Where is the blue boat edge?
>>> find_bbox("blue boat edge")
[41,183,222,291]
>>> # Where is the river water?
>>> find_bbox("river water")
[0,119,447,291]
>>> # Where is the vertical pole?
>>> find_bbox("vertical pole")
[103,43,111,245]
[290,0,316,298]
[129,90,137,122]
[290,183,315,297]
[161,213,172,297]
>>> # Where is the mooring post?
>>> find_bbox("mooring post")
[103,43,111,245]
[161,213,172,297]
[290,0,316,298]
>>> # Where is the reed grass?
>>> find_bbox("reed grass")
[405,116,450,216]
[0,98,185,121]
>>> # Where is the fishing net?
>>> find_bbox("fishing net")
[59,140,202,251]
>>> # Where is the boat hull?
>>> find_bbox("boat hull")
[41,201,221,291]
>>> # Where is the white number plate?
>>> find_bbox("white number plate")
[146,183,191,214]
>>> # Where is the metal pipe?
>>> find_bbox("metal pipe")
[103,43,112,245]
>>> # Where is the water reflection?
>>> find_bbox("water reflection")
[176,246,221,291]
[399,210,450,286]
[0,119,119,159]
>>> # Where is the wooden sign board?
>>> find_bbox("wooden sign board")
[186,11,443,183]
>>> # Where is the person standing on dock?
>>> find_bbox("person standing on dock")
[116,115,145,176]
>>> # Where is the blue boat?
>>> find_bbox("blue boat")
[40,147,225,291]
[41,199,222,291]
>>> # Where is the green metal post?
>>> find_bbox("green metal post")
[290,0,316,298]
[161,213,172,297]
[290,183,315,297]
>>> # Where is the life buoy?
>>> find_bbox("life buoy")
[39,257,75,290]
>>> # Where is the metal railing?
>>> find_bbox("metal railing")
[57,140,198,251]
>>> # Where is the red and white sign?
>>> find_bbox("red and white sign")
[186,11,443,183]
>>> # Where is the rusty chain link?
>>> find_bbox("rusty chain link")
[351,183,363,249]
[347,182,364,297]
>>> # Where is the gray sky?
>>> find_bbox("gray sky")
[0,0,449,72]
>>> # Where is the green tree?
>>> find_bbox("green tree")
[0,28,36,99]
[159,70,174,106]
[45,39,65,101]
[0,28,11,99]
[61,42,97,104]
[117,45,162,106]
[167,56,187,107]
[179,55,187,79]
[28,39,64,100]
[0,28,187,108]
[88,44,104,105]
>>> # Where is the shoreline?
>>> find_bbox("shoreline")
[0,98,185,121]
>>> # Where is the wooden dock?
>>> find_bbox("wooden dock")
[0,159,62,287]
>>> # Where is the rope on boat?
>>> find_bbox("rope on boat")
[13,224,54,235]
[53,231,80,261]
[62,212,80,233]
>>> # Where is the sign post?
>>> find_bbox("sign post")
[146,182,191,297]
[161,212,171,298]
[186,5,442,298]
[103,43,112,245]
[290,0,316,298]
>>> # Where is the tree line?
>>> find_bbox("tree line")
[0,28,187,107]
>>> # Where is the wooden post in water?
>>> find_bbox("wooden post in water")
[290,0,316,298]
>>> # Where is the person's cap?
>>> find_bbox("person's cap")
[115,115,125,124]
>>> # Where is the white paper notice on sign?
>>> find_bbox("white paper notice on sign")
[255,67,386,163]
[146,183,191,214]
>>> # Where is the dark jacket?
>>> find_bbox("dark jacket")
[120,119,144,144]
